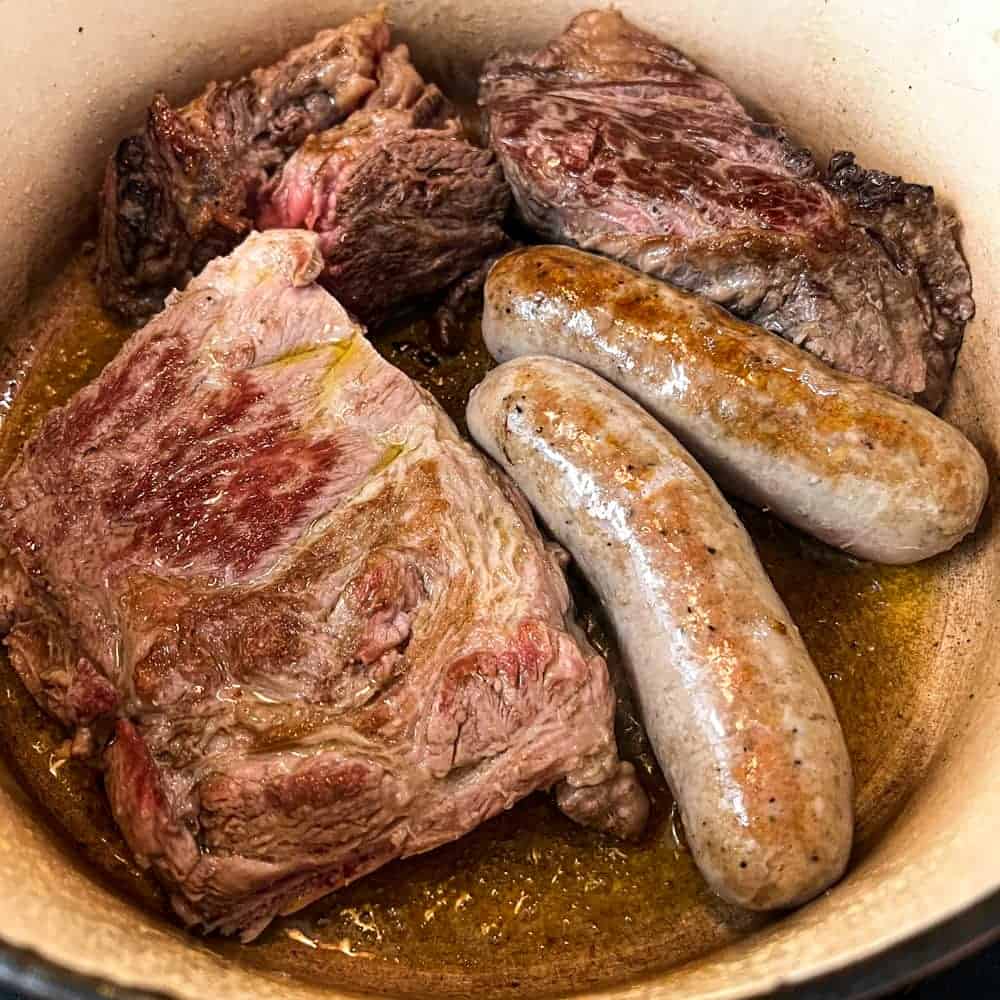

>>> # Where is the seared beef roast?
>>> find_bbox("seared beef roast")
[0,230,646,938]
[257,47,510,325]
[97,9,390,320]
[98,11,511,328]
[480,10,974,408]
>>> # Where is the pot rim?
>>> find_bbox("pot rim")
[0,889,997,1000]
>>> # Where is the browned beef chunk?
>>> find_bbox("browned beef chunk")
[480,9,973,408]
[97,10,390,319]
[98,14,511,329]
[1,230,646,940]
[256,45,510,326]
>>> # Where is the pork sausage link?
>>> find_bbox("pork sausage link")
[467,356,854,910]
[482,246,988,565]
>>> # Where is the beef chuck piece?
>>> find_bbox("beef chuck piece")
[257,46,510,326]
[96,9,390,320]
[0,230,646,940]
[480,9,974,409]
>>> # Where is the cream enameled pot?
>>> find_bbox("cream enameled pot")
[0,1,997,997]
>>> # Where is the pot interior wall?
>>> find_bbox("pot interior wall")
[0,1,997,998]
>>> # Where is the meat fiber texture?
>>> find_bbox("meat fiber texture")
[97,8,390,320]
[480,9,974,409]
[0,230,646,939]
[257,43,511,325]
[98,7,510,326]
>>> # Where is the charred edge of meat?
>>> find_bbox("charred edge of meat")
[748,121,817,178]
[97,132,186,320]
[109,135,159,276]
[826,148,975,409]
[825,150,933,211]
[97,94,254,321]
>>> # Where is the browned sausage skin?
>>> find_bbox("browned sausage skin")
[482,246,988,565]
[468,356,854,910]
